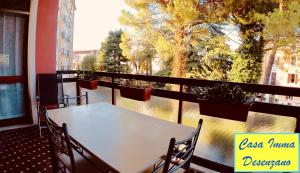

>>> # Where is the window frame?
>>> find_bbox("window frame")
[0,9,31,126]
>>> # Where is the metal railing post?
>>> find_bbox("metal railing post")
[296,119,300,133]
[178,84,183,124]
[112,77,116,105]
[76,78,81,105]
[86,92,89,105]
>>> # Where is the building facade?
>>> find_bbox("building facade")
[56,0,76,70]
[72,50,98,70]
[264,41,300,105]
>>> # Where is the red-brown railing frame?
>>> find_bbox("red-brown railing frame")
[57,70,300,172]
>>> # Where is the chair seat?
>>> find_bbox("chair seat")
[58,149,103,173]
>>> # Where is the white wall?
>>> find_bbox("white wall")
[28,0,39,124]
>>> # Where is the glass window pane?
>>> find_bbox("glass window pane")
[0,83,25,120]
[0,12,25,76]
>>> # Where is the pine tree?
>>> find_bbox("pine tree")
[263,0,300,84]
[98,30,129,73]
[120,0,210,78]
[208,0,278,83]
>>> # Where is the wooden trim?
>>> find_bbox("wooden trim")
[0,76,24,84]
[0,0,30,13]
[0,9,30,15]
[23,16,32,125]
[0,116,30,127]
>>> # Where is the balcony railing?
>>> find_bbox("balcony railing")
[57,70,300,172]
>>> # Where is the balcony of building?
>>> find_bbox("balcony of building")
[1,0,300,173]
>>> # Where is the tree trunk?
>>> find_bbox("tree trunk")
[279,0,284,11]
[145,59,149,75]
[148,58,152,75]
[171,27,185,78]
[134,62,138,74]
[263,41,278,84]
[137,63,141,75]
[262,0,284,84]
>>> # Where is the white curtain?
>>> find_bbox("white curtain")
[0,12,26,120]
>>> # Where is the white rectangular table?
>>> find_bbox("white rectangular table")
[48,103,195,173]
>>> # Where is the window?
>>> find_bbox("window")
[291,56,296,66]
[0,10,30,126]
[287,73,298,84]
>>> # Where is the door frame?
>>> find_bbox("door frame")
[0,10,32,127]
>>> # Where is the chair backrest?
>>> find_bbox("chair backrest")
[154,119,203,173]
[45,110,76,173]
[57,74,65,105]
[37,74,59,107]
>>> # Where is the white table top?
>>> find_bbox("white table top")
[48,102,195,173]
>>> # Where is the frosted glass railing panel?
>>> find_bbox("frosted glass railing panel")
[63,82,297,167]
[182,101,296,166]
[63,82,112,105]
[116,90,178,123]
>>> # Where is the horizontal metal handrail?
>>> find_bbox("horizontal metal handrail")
[61,77,300,118]
[58,70,300,97]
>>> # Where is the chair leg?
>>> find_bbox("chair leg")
[48,132,59,173]
[38,107,43,138]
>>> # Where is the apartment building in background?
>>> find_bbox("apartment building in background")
[56,0,76,70]
[72,50,99,70]
[263,40,300,105]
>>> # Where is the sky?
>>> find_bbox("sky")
[72,0,240,51]
[73,0,128,51]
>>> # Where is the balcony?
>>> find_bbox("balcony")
[1,0,300,172]
[56,70,299,172]
[1,70,298,172]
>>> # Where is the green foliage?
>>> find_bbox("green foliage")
[192,83,255,105]
[156,58,172,77]
[212,0,278,25]
[120,0,210,78]
[81,55,97,78]
[186,36,235,81]
[229,36,264,83]
[154,36,173,61]
[207,0,278,83]
[120,32,155,75]
[263,1,300,45]
[99,30,129,73]
[81,55,97,71]
[261,1,300,84]
[118,0,299,85]
[120,79,151,88]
